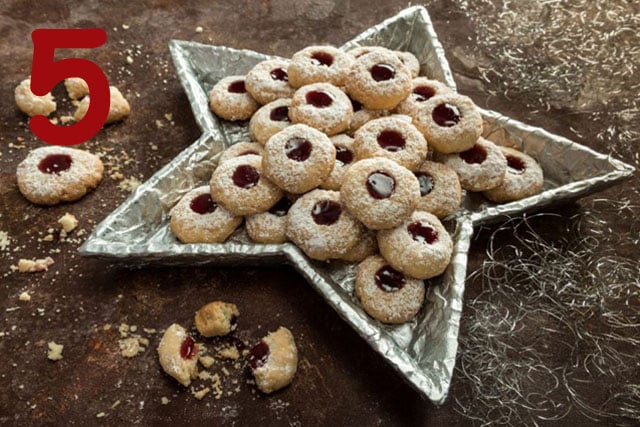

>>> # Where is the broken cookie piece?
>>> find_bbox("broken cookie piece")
[157,324,199,387]
[194,301,239,337]
[15,78,56,117]
[248,327,298,394]
[64,77,89,100]
[74,86,130,124]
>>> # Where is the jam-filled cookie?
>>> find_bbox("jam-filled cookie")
[17,146,103,205]
[286,189,362,261]
[74,86,130,124]
[262,124,336,194]
[289,82,353,136]
[353,117,428,171]
[14,78,56,117]
[288,45,354,88]
[483,147,544,202]
[218,142,265,165]
[345,48,412,111]
[245,59,296,105]
[194,301,239,337]
[209,75,259,121]
[170,186,242,243]
[338,229,378,263]
[378,210,453,280]
[210,155,282,216]
[321,134,356,191]
[411,92,483,154]
[157,323,199,387]
[413,161,462,219]
[395,77,452,116]
[347,98,386,135]
[435,137,506,192]
[245,196,293,244]
[395,51,420,78]
[355,255,425,324]
[248,327,298,394]
[249,98,292,145]
[340,158,420,230]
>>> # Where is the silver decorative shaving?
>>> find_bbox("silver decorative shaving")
[79,5,634,406]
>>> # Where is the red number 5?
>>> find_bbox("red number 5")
[30,29,110,146]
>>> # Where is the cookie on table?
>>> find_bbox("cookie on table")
[262,124,336,194]
[218,142,265,166]
[170,186,242,243]
[347,98,387,135]
[288,45,354,88]
[483,146,544,202]
[210,155,282,216]
[395,77,452,116]
[245,59,296,105]
[378,210,453,280]
[436,137,507,192]
[411,92,482,154]
[355,255,425,324]
[194,301,239,337]
[286,189,363,261]
[74,86,131,124]
[248,327,298,394]
[249,98,293,145]
[321,134,356,191]
[15,78,56,117]
[353,116,428,171]
[17,146,103,205]
[208,76,259,121]
[413,160,462,219]
[157,324,199,387]
[340,157,420,230]
[245,196,293,244]
[289,82,353,136]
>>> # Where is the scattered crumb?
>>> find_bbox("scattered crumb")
[118,323,129,337]
[6,307,20,312]
[19,292,31,302]
[221,367,230,376]
[126,55,134,65]
[199,355,215,369]
[0,231,9,251]
[122,24,130,30]
[193,387,211,400]
[49,117,59,125]
[17,257,54,273]
[58,213,78,233]
[216,345,240,360]
[155,119,164,129]
[195,26,203,33]
[47,341,64,361]
[118,177,141,193]
[111,400,121,409]
[60,115,74,124]
[96,412,106,418]
[119,337,141,358]
[161,397,170,405]
[164,113,173,121]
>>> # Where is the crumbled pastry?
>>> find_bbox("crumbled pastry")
[58,213,79,233]
[47,341,64,361]
[157,324,199,387]
[18,257,54,273]
[19,292,31,302]
[15,78,56,117]
[194,301,239,337]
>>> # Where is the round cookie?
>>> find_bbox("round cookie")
[338,229,378,263]
[483,147,544,202]
[15,78,56,117]
[286,189,363,261]
[378,210,453,280]
[435,137,507,192]
[395,77,452,116]
[321,134,356,191]
[340,157,420,230]
[248,327,298,394]
[353,116,428,170]
[355,255,425,324]
[208,75,259,121]
[413,161,462,219]
[194,301,239,337]
[17,146,103,205]
[245,196,293,244]
[245,59,296,105]
[170,185,242,243]
[74,86,130,124]
[249,98,292,145]
[262,124,336,194]
[395,51,420,78]
[210,155,282,216]
[289,82,353,136]
[411,92,483,154]
[218,142,265,165]
[347,98,386,135]
[288,45,354,88]
[345,48,412,110]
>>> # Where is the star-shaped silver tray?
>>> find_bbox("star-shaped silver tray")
[79,6,634,404]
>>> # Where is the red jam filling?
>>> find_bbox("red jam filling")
[366,171,395,199]
[310,51,334,67]
[459,144,487,164]
[311,200,341,225]
[232,165,260,188]
[189,193,218,215]
[507,155,526,174]
[432,103,461,127]
[370,64,395,81]
[377,130,406,152]
[375,265,406,291]
[38,154,73,174]
[335,146,354,166]
[227,80,246,93]
[248,341,270,370]
[414,172,434,196]
[306,90,333,108]
[285,137,312,161]
[268,197,292,217]
[270,68,288,82]
[270,106,290,122]
[408,221,439,244]
[180,336,197,360]
[413,85,436,102]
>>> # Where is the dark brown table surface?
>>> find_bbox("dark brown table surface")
[1,1,638,425]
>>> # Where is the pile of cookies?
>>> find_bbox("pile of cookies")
[171,44,545,325]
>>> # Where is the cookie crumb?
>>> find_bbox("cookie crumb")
[19,292,31,302]
[119,337,141,358]
[118,177,141,193]
[18,257,54,273]
[96,412,106,418]
[0,231,9,251]
[47,341,64,361]
[126,55,134,65]
[161,397,170,405]
[195,26,203,33]
[60,115,74,124]
[199,355,215,369]
[216,345,240,360]
[122,24,130,30]
[111,400,121,409]
[192,387,211,400]
[58,213,78,233]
